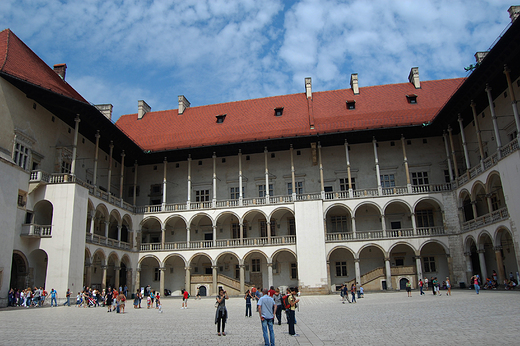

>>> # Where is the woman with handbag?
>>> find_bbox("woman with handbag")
[215,288,229,336]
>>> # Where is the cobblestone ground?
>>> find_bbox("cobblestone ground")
[1,290,520,345]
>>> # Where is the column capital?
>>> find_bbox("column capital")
[109,140,114,148]
[101,265,108,270]
[485,83,492,92]
[354,259,360,263]
[159,267,166,271]
[494,246,503,252]
[384,257,390,262]
[470,100,476,108]
[136,267,141,272]
[267,263,273,268]
[184,266,191,271]
[95,130,100,139]
[121,150,125,158]
[74,114,81,123]
[464,252,472,257]
[477,249,486,254]
[239,264,245,269]
[114,266,121,271]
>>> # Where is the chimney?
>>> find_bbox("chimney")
[53,63,67,80]
[350,73,359,95]
[508,6,520,22]
[95,104,113,121]
[305,77,312,99]
[137,100,151,120]
[408,67,420,89]
[474,51,488,64]
[178,95,191,115]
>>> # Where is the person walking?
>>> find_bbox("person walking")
[273,288,283,325]
[287,287,300,337]
[350,283,357,303]
[342,284,350,303]
[419,279,424,295]
[63,288,71,306]
[50,288,57,307]
[106,288,113,312]
[117,290,126,314]
[215,288,229,336]
[258,288,276,346]
[182,289,189,309]
[245,290,252,317]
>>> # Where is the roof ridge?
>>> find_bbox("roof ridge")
[0,28,11,71]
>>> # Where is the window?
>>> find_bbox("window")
[331,216,348,233]
[216,114,226,123]
[150,184,162,195]
[251,259,261,272]
[17,190,27,208]
[380,174,395,187]
[406,94,417,104]
[195,189,210,202]
[335,261,347,276]
[61,160,71,174]
[230,187,244,199]
[395,258,404,267]
[235,264,240,279]
[324,186,333,192]
[288,218,296,235]
[416,210,434,227]
[339,178,355,191]
[274,107,284,116]
[260,220,276,237]
[232,223,240,239]
[444,170,453,183]
[423,257,436,272]
[287,181,303,194]
[13,142,30,170]
[508,130,518,142]
[258,184,273,197]
[128,186,140,198]
[346,100,356,110]
[291,263,297,279]
[411,172,429,185]
[154,267,160,281]
[491,194,501,211]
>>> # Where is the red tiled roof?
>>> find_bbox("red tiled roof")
[0,29,87,103]
[116,78,464,152]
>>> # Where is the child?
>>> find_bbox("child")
[147,294,152,309]
[76,292,82,307]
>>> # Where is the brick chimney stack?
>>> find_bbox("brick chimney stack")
[508,6,520,22]
[53,63,67,80]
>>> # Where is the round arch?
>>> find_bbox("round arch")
[419,239,450,255]
[352,201,383,215]
[138,254,161,267]
[477,230,495,248]
[109,209,122,225]
[188,252,213,266]
[389,241,417,254]
[164,213,189,226]
[357,242,387,258]
[188,212,215,227]
[140,216,163,228]
[10,250,29,289]
[383,199,413,213]
[323,203,353,217]
[242,209,268,223]
[271,248,298,262]
[464,235,478,253]
[95,203,109,219]
[326,245,356,261]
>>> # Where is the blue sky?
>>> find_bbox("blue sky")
[0,0,515,122]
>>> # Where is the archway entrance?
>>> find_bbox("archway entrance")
[10,252,28,289]
[198,285,207,296]
[399,278,408,290]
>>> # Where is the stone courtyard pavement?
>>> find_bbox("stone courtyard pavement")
[1,290,520,345]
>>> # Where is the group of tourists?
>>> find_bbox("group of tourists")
[339,283,363,303]
[7,287,50,307]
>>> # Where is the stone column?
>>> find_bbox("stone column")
[133,161,138,206]
[486,193,494,214]
[159,267,166,297]
[385,258,393,290]
[443,131,454,182]
[485,84,502,155]
[373,137,382,195]
[162,157,167,210]
[71,115,80,175]
[119,150,125,205]
[381,214,386,237]
[185,267,191,294]
[290,144,297,201]
[401,135,412,193]
[187,155,192,210]
[504,65,520,137]
[89,214,95,240]
[267,219,271,244]
[458,115,471,172]
[448,126,459,178]
[239,264,245,295]
[345,140,353,198]
[478,249,488,280]
[264,147,270,203]
[104,221,109,244]
[471,200,478,219]
[355,259,361,287]
[212,266,218,296]
[161,227,166,250]
[212,153,217,208]
[107,141,114,195]
[117,225,122,246]
[114,266,121,290]
[351,217,356,238]
[470,101,485,168]
[415,256,423,283]
[84,264,92,288]
[495,246,505,284]
[326,261,331,293]
[212,225,217,247]
[186,227,190,248]
[126,268,133,293]
[239,222,244,245]
[238,150,243,206]
[318,142,325,199]
[267,263,273,289]
[447,254,454,284]
[135,268,141,293]
[411,213,417,236]
[101,265,107,290]
[93,130,100,186]
[464,252,473,283]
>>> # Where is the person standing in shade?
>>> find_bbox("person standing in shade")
[287,287,300,337]
[215,288,229,336]
[258,288,276,346]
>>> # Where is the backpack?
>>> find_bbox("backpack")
[282,294,291,310]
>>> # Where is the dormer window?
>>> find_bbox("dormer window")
[216,114,226,123]
[274,107,284,116]
[346,100,356,110]
[406,94,418,104]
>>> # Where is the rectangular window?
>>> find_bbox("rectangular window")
[232,223,240,239]
[230,187,244,199]
[423,257,436,273]
[411,172,429,185]
[339,178,356,191]
[288,218,296,235]
[195,189,210,202]
[251,259,261,272]
[330,216,348,233]
[491,194,500,211]
[291,263,297,279]
[335,261,347,277]
[258,184,274,198]
[154,267,160,281]
[287,181,303,194]
[128,186,140,198]
[61,160,71,174]
[395,258,404,267]
[17,190,27,208]
[416,210,434,227]
[380,174,395,188]
[13,142,30,170]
